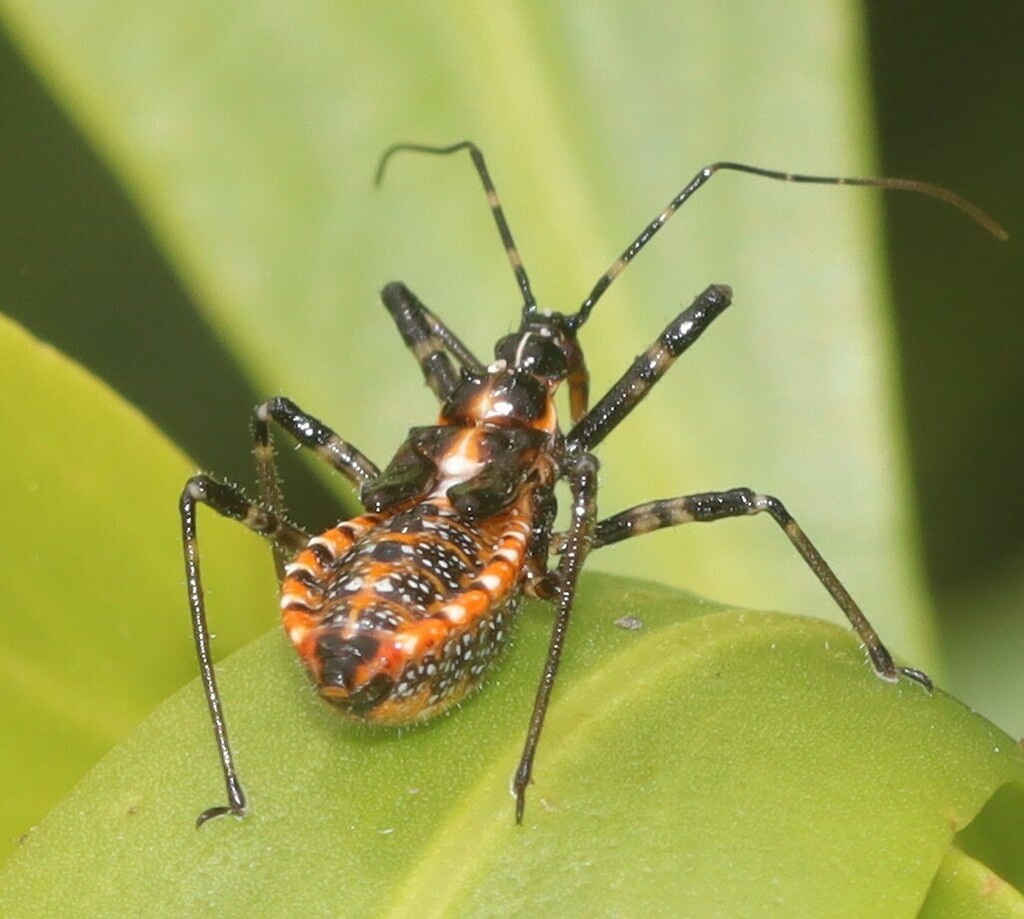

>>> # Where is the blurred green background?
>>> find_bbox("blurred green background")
[0,1,1020,851]
[866,4,1024,732]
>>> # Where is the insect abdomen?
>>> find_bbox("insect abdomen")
[280,500,531,724]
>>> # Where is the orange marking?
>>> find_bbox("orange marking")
[286,547,327,578]
[282,608,319,632]
[309,529,354,558]
[279,578,323,611]
[411,616,450,651]
[282,608,320,658]
[307,515,379,558]
[381,642,408,675]
[450,590,483,622]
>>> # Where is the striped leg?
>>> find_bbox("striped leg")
[179,474,310,826]
[253,396,381,576]
[380,282,483,402]
[513,452,600,823]
[592,487,932,690]
[567,284,732,453]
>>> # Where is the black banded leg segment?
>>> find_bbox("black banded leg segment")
[381,282,483,401]
[383,282,483,370]
[513,453,600,823]
[592,488,932,690]
[254,397,381,489]
[253,396,381,576]
[567,284,732,453]
[179,474,310,826]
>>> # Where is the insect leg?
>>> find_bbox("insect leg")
[179,474,310,826]
[253,396,380,576]
[381,281,484,402]
[591,488,932,690]
[567,284,732,454]
[513,453,600,823]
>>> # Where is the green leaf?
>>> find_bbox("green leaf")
[6,1,1018,907]
[921,847,1024,919]
[1,576,1021,916]
[0,314,274,862]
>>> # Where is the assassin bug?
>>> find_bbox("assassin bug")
[180,140,1005,826]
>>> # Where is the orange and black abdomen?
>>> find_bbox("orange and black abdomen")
[280,499,533,724]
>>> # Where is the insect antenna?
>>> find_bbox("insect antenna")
[566,161,1008,331]
[376,141,538,316]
